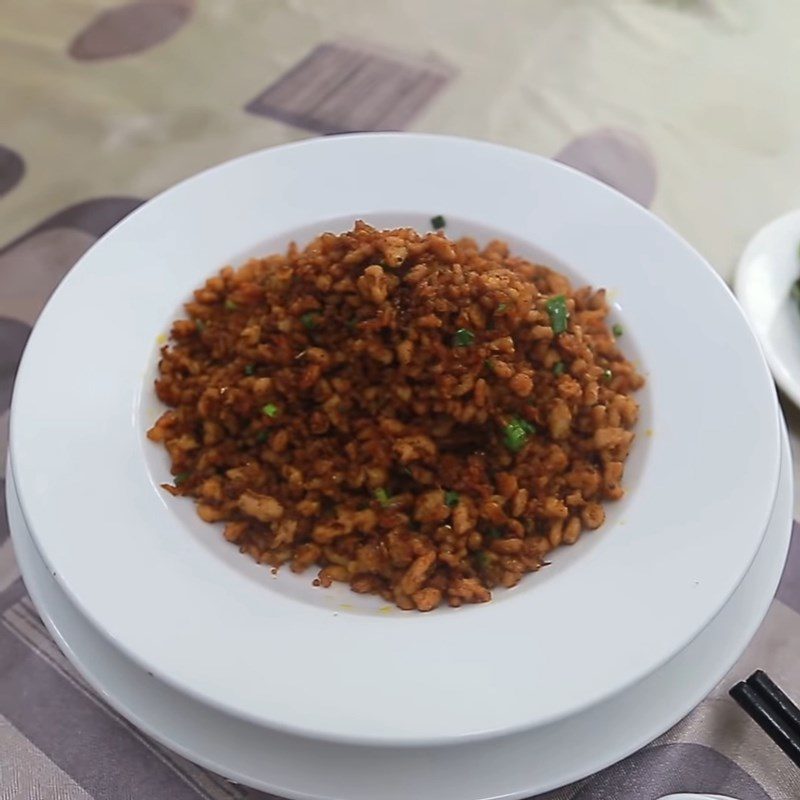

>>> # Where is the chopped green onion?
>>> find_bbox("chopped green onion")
[484,358,494,372]
[553,361,565,376]
[244,364,255,376]
[195,319,205,332]
[374,487,393,507]
[496,303,507,314]
[612,323,624,337]
[453,328,475,347]
[224,299,238,311]
[503,416,536,453]
[545,294,569,334]
[174,471,190,486]
[602,369,613,383]
[255,431,268,444]
[430,214,446,230]
[262,403,279,418]
[444,490,460,508]
[473,550,490,569]
[485,528,503,540]
[301,311,319,330]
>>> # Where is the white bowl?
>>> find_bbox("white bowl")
[734,208,800,409]
[10,133,780,746]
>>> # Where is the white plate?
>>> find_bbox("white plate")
[10,133,781,745]
[735,208,800,409]
[7,420,791,800]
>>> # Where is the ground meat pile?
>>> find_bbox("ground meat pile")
[148,221,644,611]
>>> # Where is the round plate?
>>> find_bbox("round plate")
[734,208,800,409]
[10,134,780,745]
[7,420,791,799]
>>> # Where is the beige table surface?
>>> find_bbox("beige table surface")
[1,2,800,798]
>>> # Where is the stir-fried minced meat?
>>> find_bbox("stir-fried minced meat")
[148,222,644,611]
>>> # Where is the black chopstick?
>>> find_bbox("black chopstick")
[730,671,800,770]
[747,670,800,736]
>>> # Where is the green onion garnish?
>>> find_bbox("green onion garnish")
[473,550,490,569]
[612,323,624,337]
[545,295,569,334]
[262,403,279,418]
[374,487,393,507]
[195,319,205,332]
[255,431,268,444]
[244,364,255,376]
[503,416,536,453]
[224,299,238,311]
[553,361,565,376]
[496,303,507,314]
[453,328,475,347]
[602,369,613,383]
[174,472,190,486]
[301,311,319,330]
[484,358,494,372]
[444,490,460,508]
[430,214,446,230]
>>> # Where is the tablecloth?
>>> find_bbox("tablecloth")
[1,2,800,797]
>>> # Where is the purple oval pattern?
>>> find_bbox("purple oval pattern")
[572,742,772,799]
[0,317,31,415]
[555,127,657,207]
[68,0,195,61]
[0,196,144,258]
[0,146,24,199]
[0,197,144,325]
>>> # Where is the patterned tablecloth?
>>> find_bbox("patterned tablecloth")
[2,2,800,798]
